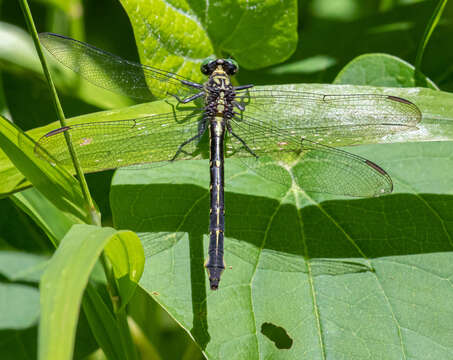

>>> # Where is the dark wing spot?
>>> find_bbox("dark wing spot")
[45,126,71,137]
[387,95,413,105]
[365,159,388,176]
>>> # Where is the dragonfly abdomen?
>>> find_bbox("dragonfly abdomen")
[205,115,226,290]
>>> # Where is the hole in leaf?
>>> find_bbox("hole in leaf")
[261,322,293,349]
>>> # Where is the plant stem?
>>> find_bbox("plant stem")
[18,2,130,355]
[18,0,100,224]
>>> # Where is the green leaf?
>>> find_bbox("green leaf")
[0,115,89,222]
[120,0,297,73]
[104,231,145,311]
[11,187,76,246]
[39,224,140,360]
[0,283,40,329]
[110,138,453,358]
[334,53,439,89]
[0,251,48,282]
[82,283,133,360]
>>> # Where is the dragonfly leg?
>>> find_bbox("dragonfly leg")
[232,101,245,111]
[174,91,204,104]
[170,118,208,161]
[233,84,254,90]
[181,80,204,89]
[227,124,258,158]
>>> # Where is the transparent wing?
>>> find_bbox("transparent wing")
[35,110,205,173]
[235,87,421,145]
[228,114,393,197]
[39,33,204,101]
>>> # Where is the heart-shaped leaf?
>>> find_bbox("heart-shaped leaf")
[334,53,438,89]
[110,139,453,358]
[120,0,298,74]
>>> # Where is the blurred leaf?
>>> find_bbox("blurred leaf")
[0,283,39,329]
[39,224,139,360]
[0,115,89,223]
[266,55,337,75]
[309,0,379,21]
[0,22,41,72]
[248,1,453,89]
[0,251,48,282]
[120,0,297,75]
[111,138,453,358]
[33,0,80,14]
[0,21,133,109]
[104,231,145,311]
[334,53,439,89]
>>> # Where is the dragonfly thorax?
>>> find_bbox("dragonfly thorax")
[204,71,236,119]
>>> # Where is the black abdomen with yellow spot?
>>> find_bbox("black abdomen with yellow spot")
[203,66,235,290]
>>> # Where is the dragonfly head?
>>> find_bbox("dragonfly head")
[201,57,238,76]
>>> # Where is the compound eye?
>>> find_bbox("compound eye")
[201,56,216,75]
[201,64,210,75]
[225,58,239,75]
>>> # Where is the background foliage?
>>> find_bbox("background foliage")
[1,0,453,359]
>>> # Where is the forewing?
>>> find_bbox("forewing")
[39,33,203,100]
[235,87,421,145]
[35,110,205,173]
[228,114,392,197]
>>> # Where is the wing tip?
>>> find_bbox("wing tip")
[365,159,394,195]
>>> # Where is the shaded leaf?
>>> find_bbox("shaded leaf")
[0,326,37,360]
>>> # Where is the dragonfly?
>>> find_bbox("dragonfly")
[35,33,422,290]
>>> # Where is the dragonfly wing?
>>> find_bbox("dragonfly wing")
[235,87,421,146]
[39,33,203,101]
[228,114,392,197]
[35,110,205,173]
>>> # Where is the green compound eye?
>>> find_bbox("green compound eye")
[201,56,217,75]
[226,58,238,70]
[201,56,216,67]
